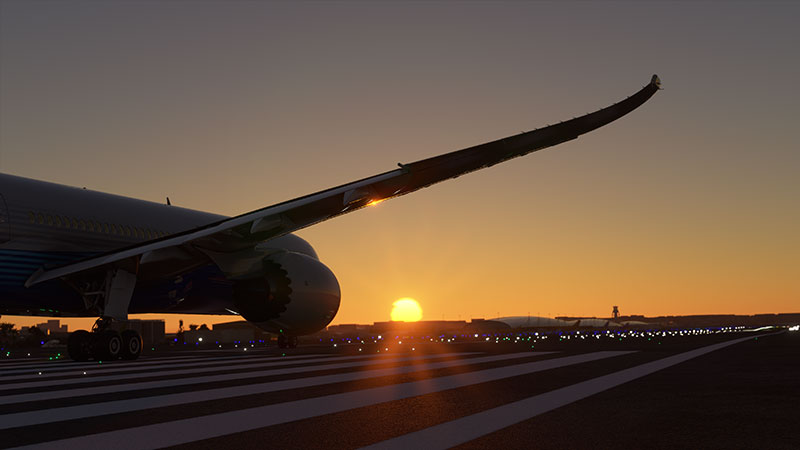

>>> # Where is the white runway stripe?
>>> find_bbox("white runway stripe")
[0,353,227,371]
[0,355,197,370]
[0,351,554,430]
[8,351,629,449]
[0,353,334,381]
[0,352,475,405]
[0,353,324,376]
[363,333,778,450]
[0,351,429,389]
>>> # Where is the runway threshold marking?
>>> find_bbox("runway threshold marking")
[0,353,335,381]
[0,351,467,390]
[8,351,628,449]
[363,332,782,449]
[0,352,325,376]
[0,354,207,370]
[0,352,476,405]
[0,352,544,430]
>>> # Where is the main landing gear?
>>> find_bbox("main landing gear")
[67,318,142,361]
[277,334,298,349]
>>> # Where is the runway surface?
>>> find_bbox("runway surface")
[1,329,797,449]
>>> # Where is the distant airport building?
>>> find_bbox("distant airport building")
[489,316,576,328]
[182,321,271,345]
[371,320,468,335]
[124,319,166,347]
[574,318,622,328]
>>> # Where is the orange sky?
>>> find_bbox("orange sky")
[1,3,798,333]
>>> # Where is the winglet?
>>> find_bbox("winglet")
[650,74,662,90]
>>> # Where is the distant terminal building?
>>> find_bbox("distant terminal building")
[574,318,622,328]
[488,316,576,329]
[618,320,651,329]
[322,316,643,340]
[124,319,166,347]
[372,320,468,335]
[182,321,271,345]
[213,321,271,343]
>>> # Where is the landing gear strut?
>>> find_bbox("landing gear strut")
[277,334,298,349]
[66,318,142,361]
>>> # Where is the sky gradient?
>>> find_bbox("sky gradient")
[1,2,798,332]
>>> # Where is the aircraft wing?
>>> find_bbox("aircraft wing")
[25,75,661,287]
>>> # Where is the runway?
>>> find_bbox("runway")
[1,329,796,449]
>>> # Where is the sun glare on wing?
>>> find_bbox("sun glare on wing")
[366,199,385,207]
[390,298,423,322]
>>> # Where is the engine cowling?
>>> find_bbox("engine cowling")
[232,251,340,335]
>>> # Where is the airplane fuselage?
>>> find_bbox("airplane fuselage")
[0,173,320,321]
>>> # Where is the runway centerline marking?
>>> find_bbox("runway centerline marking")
[7,351,628,449]
[0,351,554,430]
[362,332,782,450]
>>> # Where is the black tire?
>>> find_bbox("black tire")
[92,330,122,361]
[120,330,142,360]
[67,330,92,361]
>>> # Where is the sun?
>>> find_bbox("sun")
[390,298,423,322]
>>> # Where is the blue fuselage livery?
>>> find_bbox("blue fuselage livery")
[0,173,317,318]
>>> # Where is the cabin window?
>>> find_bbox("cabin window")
[46,215,54,226]
[111,224,118,235]
[124,225,131,237]
[36,213,44,225]
[28,211,35,223]
[54,216,62,227]
[61,216,70,229]
[103,223,109,234]
[72,218,78,229]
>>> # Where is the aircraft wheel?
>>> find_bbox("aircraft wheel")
[288,335,298,349]
[120,330,142,360]
[92,330,122,361]
[277,334,288,349]
[67,330,92,361]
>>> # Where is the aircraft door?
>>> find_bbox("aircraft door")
[0,194,9,244]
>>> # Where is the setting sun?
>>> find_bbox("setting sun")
[390,298,423,322]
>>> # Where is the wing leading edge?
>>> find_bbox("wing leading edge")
[25,75,661,287]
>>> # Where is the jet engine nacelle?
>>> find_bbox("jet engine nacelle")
[231,251,340,335]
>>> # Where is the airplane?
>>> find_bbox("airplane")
[0,75,661,361]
